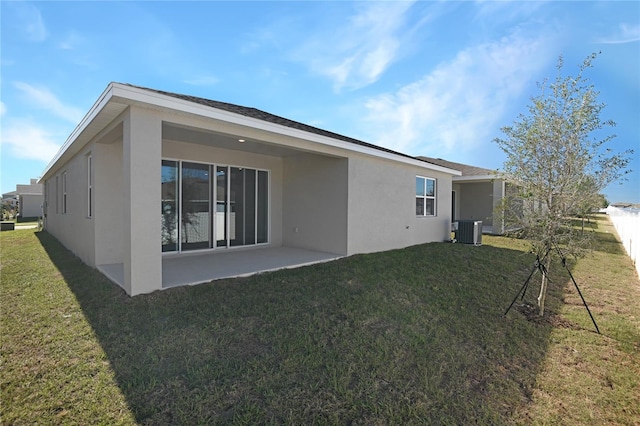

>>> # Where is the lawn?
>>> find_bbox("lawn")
[1,215,638,425]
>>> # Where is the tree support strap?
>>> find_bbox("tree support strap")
[504,242,600,334]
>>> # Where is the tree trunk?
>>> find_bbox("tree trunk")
[537,256,551,316]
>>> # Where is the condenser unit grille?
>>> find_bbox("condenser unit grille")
[455,220,482,245]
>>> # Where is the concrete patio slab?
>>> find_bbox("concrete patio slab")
[162,246,343,288]
[99,247,344,291]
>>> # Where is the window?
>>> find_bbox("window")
[416,176,436,216]
[55,176,59,214]
[87,154,92,217]
[62,171,67,214]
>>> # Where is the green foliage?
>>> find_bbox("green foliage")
[1,201,16,221]
[496,53,631,249]
[595,193,609,209]
[494,53,633,314]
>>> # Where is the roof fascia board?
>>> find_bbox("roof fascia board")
[40,82,461,181]
[453,174,499,182]
[111,84,460,176]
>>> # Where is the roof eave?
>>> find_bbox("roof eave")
[39,83,117,182]
[113,84,461,175]
[40,83,462,181]
[453,174,501,182]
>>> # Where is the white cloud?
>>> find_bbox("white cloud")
[360,29,554,158]
[473,1,546,24]
[0,102,6,116]
[294,1,418,91]
[0,119,61,163]
[58,30,84,50]
[13,82,84,123]
[595,23,640,44]
[13,3,48,42]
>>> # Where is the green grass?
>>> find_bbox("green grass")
[509,216,640,424]
[1,215,638,424]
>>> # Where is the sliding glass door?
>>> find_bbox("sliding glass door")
[161,160,269,252]
[181,162,211,251]
[257,170,268,244]
[229,167,267,247]
[215,166,228,248]
[161,160,179,252]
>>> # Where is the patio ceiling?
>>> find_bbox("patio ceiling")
[162,122,311,158]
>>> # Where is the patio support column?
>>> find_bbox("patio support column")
[123,106,162,295]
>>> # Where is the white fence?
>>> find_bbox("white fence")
[606,206,640,277]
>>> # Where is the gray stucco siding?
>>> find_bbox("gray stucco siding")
[347,155,452,255]
[43,143,96,267]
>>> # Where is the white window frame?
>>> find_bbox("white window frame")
[416,175,436,217]
[62,171,68,214]
[87,154,93,218]
[55,176,59,214]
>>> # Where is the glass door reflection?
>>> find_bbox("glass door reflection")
[216,166,228,247]
[181,162,210,250]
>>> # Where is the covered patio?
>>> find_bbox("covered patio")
[48,83,455,296]
[93,85,349,295]
[98,246,343,290]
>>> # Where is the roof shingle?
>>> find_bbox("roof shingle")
[417,156,496,177]
[123,83,452,168]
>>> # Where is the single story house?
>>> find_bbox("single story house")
[16,179,44,219]
[39,83,461,296]
[2,179,44,218]
[418,157,506,234]
[1,191,18,208]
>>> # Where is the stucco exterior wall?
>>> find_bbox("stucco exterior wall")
[492,180,505,233]
[43,144,96,267]
[162,139,284,248]
[458,181,494,226]
[282,154,348,254]
[94,138,125,266]
[19,194,43,218]
[38,84,460,296]
[347,155,452,255]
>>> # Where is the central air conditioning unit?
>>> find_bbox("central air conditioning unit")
[455,220,483,245]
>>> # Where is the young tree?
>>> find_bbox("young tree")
[494,53,632,316]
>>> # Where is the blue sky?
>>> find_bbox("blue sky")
[1,1,639,203]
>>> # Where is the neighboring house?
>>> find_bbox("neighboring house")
[1,191,18,208]
[16,179,44,218]
[39,83,461,296]
[418,157,506,234]
[1,191,18,220]
[2,180,44,218]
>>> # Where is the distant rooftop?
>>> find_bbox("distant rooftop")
[9,178,44,196]
[417,156,496,177]
[16,183,43,195]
